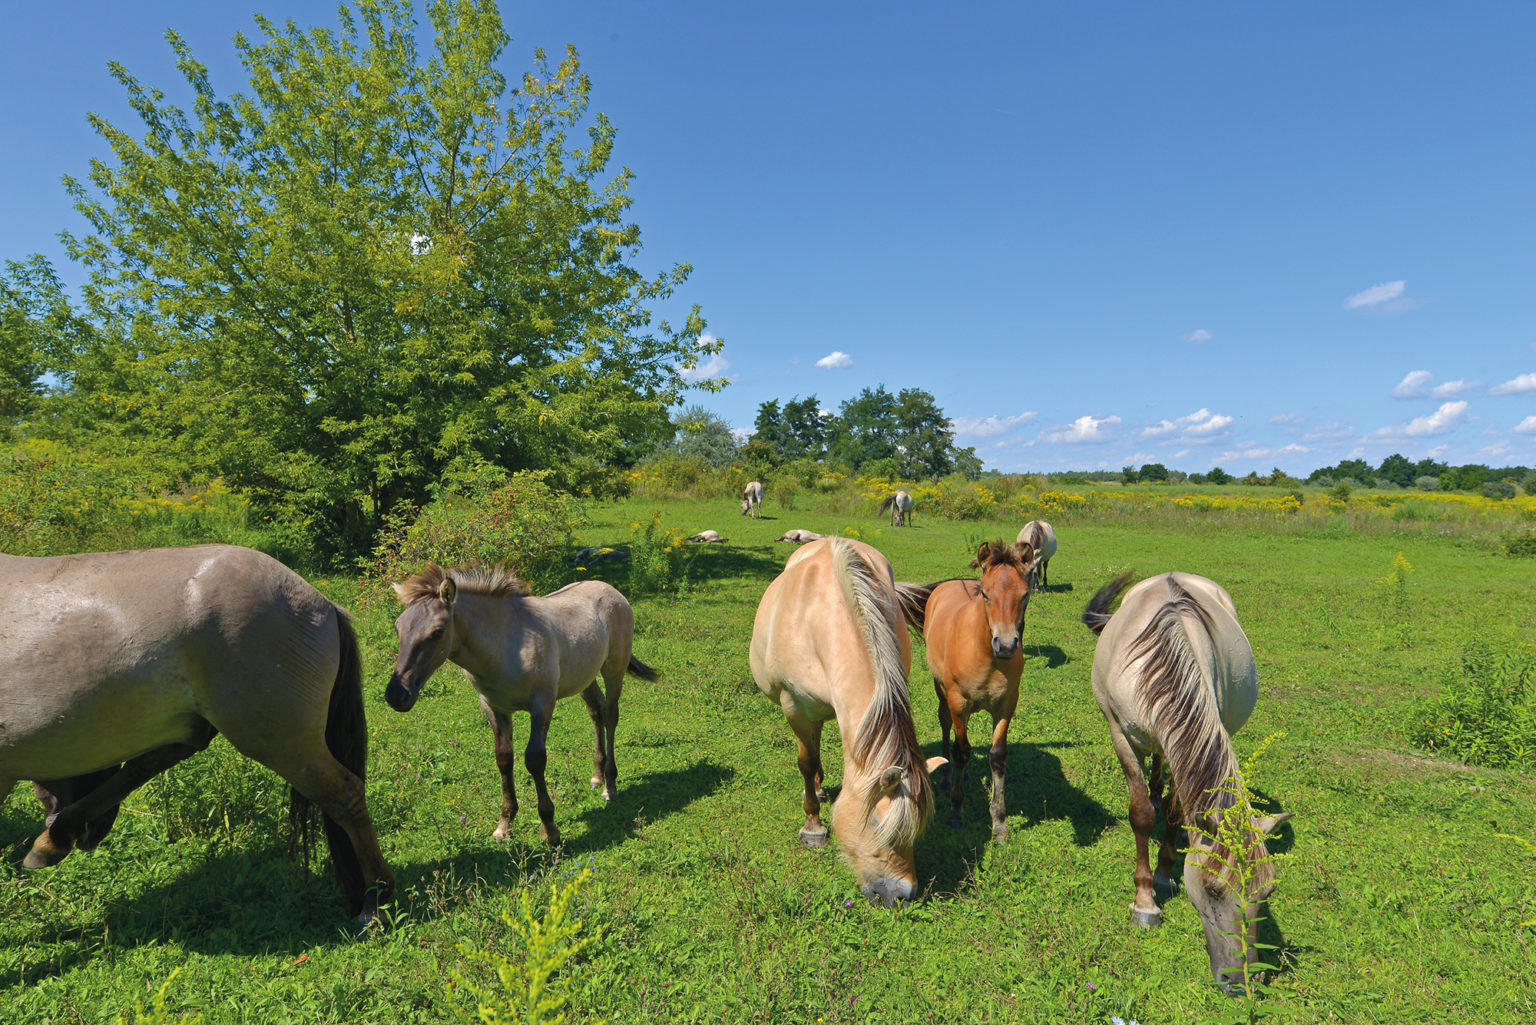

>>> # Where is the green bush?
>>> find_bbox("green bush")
[359,470,586,601]
[928,475,999,520]
[1408,642,1536,769]
[1506,532,1536,558]
[1482,480,1517,501]
[623,512,694,598]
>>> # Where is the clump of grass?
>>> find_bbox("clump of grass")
[624,512,693,597]
[1408,642,1536,769]
[448,869,605,1025]
[1504,531,1536,558]
[117,968,203,1025]
[1380,551,1414,647]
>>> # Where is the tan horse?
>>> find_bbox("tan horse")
[774,528,824,544]
[741,480,764,518]
[879,490,914,527]
[0,545,393,932]
[1083,571,1292,996]
[1016,519,1057,588]
[749,537,945,905]
[386,565,657,845]
[896,541,1034,837]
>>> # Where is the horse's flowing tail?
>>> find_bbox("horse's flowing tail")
[830,540,932,848]
[878,495,895,516]
[1082,570,1137,635]
[627,653,660,681]
[290,608,368,915]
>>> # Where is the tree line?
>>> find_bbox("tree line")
[1119,455,1533,494]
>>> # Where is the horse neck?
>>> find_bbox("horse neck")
[449,590,527,683]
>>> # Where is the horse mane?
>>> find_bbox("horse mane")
[396,563,531,603]
[828,538,932,849]
[1127,574,1259,885]
[972,540,1030,573]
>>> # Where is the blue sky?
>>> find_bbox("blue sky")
[4,1,1534,475]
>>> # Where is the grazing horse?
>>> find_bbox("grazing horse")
[749,538,945,906]
[774,528,824,544]
[896,541,1034,837]
[741,480,764,518]
[0,545,393,932]
[1016,520,1057,589]
[386,566,657,845]
[879,490,914,527]
[1082,571,1292,996]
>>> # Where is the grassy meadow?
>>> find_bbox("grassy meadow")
[3,486,1535,1023]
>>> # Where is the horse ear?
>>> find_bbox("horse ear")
[438,577,457,606]
[1016,541,1035,564]
[878,766,904,795]
[971,542,992,568]
[925,756,949,775]
[1251,811,1294,836]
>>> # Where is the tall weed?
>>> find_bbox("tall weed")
[1408,641,1536,769]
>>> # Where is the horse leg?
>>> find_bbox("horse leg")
[524,699,561,846]
[24,723,217,869]
[934,679,954,792]
[34,766,122,853]
[483,699,520,841]
[1149,753,1179,901]
[948,716,972,829]
[580,682,609,795]
[791,717,828,846]
[599,659,625,799]
[1106,720,1160,926]
[986,711,1013,840]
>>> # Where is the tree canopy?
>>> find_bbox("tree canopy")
[751,385,979,480]
[48,0,718,559]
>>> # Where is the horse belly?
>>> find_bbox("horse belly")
[0,671,201,779]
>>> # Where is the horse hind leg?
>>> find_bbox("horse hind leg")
[1106,721,1161,927]
[791,718,828,846]
[986,712,1012,839]
[948,716,972,829]
[580,681,615,800]
[934,679,954,792]
[1150,754,1181,902]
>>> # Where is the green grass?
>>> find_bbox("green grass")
[3,498,1534,1023]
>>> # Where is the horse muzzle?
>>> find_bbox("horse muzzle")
[991,634,1021,659]
[861,876,914,908]
[384,676,420,712]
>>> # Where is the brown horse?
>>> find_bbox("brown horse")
[0,545,393,932]
[749,537,945,906]
[386,565,657,845]
[1083,571,1292,996]
[897,541,1034,837]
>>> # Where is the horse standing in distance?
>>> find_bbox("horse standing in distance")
[741,480,764,518]
[774,529,824,544]
[879,490,914,527]
[1082,571,1292,997]
[750,537,945,906]
[1016,520,1057,589]
[386,565,658,846]
[897,541,1034,838]
[0,545,394,933]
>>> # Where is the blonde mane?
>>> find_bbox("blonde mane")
[396,563,531,603]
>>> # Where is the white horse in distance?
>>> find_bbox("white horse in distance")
[741,481,764,518]
[879,490,914,527]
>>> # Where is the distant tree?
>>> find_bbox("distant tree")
[1187,472,1207,484]
[1139,462,1169,482]
[891,387,958,479]
[1239,471,1263,485]
[738,438,780,471]
[1414,475,1441,492]
[1,256,92,436]
[952,445,983,481]
[1121,466,1140,484]
[1376,453,1416,489]
[752,399,790,457]
[781,395,828,461]
[667,405,737,468]
[830,386,899,471]
[1446,464,1491,491]
[1206,466,1233,485]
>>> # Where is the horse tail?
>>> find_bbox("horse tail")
[830,540,931,848]
[290,607,368,915]
[627,653,660,682]
[1082,570,1137,635]
[893,581,937,633]
[1126,576,1237,827]
[878,494,895,516]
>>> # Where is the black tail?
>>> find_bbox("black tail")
[1082,571,1137,636]
[894,581,944,633]
[627,653,660,682]
[290,608,369,915]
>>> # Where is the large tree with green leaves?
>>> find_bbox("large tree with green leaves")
[56,0,719,559]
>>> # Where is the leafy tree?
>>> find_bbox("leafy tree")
[1121,466,1140,484]
[890,387,959,479]
[1138,462,1169,482]
[56,0,717,560]
[1,257,92,436]
[1376,453,1416,489]
[780,395,828,461]
[751,399,790,456]
[830,385,898,470]
[666,404,736,468]
[1206,466,1232,485]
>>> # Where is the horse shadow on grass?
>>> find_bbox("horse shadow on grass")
[914,738,1114,898]
[573,542,786,592]
[1025,643,1069,669]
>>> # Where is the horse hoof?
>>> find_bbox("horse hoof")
[1130,905,1162,929]
[799,828,829,849]
[23,837,70,869]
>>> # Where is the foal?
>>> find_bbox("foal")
[898,541,1034,837]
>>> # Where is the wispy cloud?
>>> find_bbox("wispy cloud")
[678,352,731,383]
[1270,412,1306,427]
[1181,328,1213,343]
[1044,414,1121,443]
[1430,379,1480,398]
[1374,400,1471,439]
[1489,372,1536,396]
[952,411,1039,439]
[1346,280,1406,309]
[1391,370,1432,399]
[1514,415,1536,435]
[815,351,853,369]
[1216,443,1310,464]
[1140,408,1234,442]
[1302,421,1356,444]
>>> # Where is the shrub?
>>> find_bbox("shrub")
[359,471,585,601]
[624,512,694,597]
[1415,475,1441,492]
[1408,641,1536,770]
[1482,480,1517,501]
[927,475,998,520]
[1505,532,1536,558]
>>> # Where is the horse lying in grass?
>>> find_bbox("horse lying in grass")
[897,540,1034,838]
[750,537,945,906]
[774,529,824,544]
[0,545,394,933]
[1083,571,1292,996]
[386,565,657,846]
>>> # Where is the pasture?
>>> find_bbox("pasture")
[2,492,1534,1023]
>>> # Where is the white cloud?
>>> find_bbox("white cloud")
[678,353,731,383]
[1270,412,1305,427]
[1346,280,1406,309]
[730,426,753,444]
[816,351,853,369]
[1391,370,1432,399]
[1513,415,1536,435]
[1302,422,1356,444]
[1045,414,1121,443]
[952,412,1039,438]
[1140,408,1234,442]
[1430,379,1480,398]
[1489,372,1536,396]
[1181,329,1213,343]
[1374,400,1471,439]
